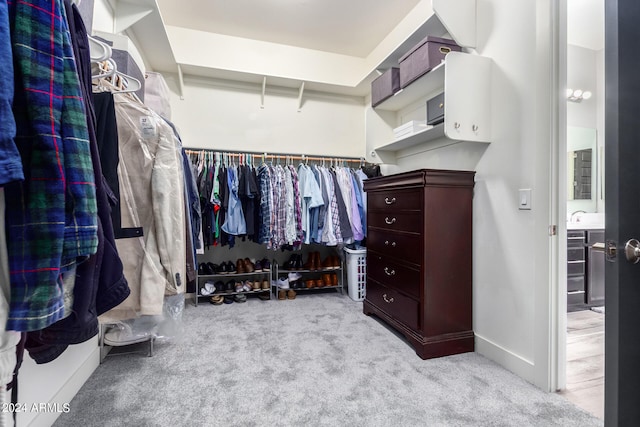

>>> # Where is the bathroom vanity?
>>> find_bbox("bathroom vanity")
[567,220,604,309]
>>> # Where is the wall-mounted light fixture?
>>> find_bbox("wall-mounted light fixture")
[566,88,592,102]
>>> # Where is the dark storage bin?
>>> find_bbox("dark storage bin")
[371,67,400,107]
[399,36,461,88]
[427,93,445,125]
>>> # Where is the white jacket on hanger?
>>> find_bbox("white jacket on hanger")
[100,93,186,322]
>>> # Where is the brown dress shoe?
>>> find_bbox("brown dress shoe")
[322,273,332,287]
[332,255,341,269]
[243,258,254,273]
[303,253,317,271]
[287,290,296,299]
[321,256,332,270]
[236,259,246,274]
[317,277,326,288]
[305,279,315,288]
[331,273,338,286]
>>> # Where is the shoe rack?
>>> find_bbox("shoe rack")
[194,259,273,306]
[273,251,344,300]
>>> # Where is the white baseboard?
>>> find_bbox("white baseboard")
[19,338,100,427]
[475,334,536,384]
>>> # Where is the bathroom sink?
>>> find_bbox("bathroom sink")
[567,212,604,230]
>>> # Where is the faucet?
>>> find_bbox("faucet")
[570,210,586,223]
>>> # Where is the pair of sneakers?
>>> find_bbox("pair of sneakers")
[277,272,302,289]
[235,280,254,292]
[200,281,217,296]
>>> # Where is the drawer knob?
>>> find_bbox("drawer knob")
[384,267,396,276]
[384,240,397,247]
[385,217,397,225]
[384,197,396,205]
[382,293,395,304]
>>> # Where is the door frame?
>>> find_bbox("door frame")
[554,0,569,393]
[542,0,567,394]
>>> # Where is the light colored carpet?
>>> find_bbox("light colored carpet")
[53,293,602,427]
[591,306,605,314]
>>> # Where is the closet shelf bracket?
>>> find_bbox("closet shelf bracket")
[114,1,154,34]
[177,64,185,100]
[297,81,305,112]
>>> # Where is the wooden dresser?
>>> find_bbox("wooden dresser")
[362,169,475,359]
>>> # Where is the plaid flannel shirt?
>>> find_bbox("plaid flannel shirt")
[5,0,98,331]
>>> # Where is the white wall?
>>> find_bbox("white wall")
[166,75,366,158]
[91,0,114,33]
[567,45,598,128]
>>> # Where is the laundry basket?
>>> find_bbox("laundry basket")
[344,247,367,301]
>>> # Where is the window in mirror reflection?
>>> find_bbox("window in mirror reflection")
[572,148,592,199]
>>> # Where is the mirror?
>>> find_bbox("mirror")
[567,126,597,212]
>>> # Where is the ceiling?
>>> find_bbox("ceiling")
[124,0,602,97]
[567,0,604,51]
[156,0,422,58]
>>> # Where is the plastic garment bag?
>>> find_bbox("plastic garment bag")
[99,93,186,323]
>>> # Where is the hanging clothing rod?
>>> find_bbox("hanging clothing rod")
[183,148,365,164]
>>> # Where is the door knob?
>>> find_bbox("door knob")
[625,239,640,263]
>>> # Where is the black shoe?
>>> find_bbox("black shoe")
[198,263,207,275]
[223,296,234,304]
[225,280,235,292]
[227,261,236,274]
[283,255,295,270]
[258,293,271,301]
[219,261,228,274]
[294,254,304,269]
[214,281,225,293]
[206,262,216,275]
[201,263,214,275]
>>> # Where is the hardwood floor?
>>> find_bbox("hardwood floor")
[559,309,604,419]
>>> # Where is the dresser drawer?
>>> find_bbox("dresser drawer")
[568,260,585,276]
[567,275,585,293]
[567,247,585,262]
[368,229,422,265]
[368,211,422,233]
[367,250,420,299]
[368,189,422,211]
[366,279,419,331]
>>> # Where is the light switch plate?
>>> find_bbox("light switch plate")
[519,189,532,210]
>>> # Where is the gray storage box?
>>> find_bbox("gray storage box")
[399,36,461,88]
[371,67,400,107]
[427,93,445,125]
